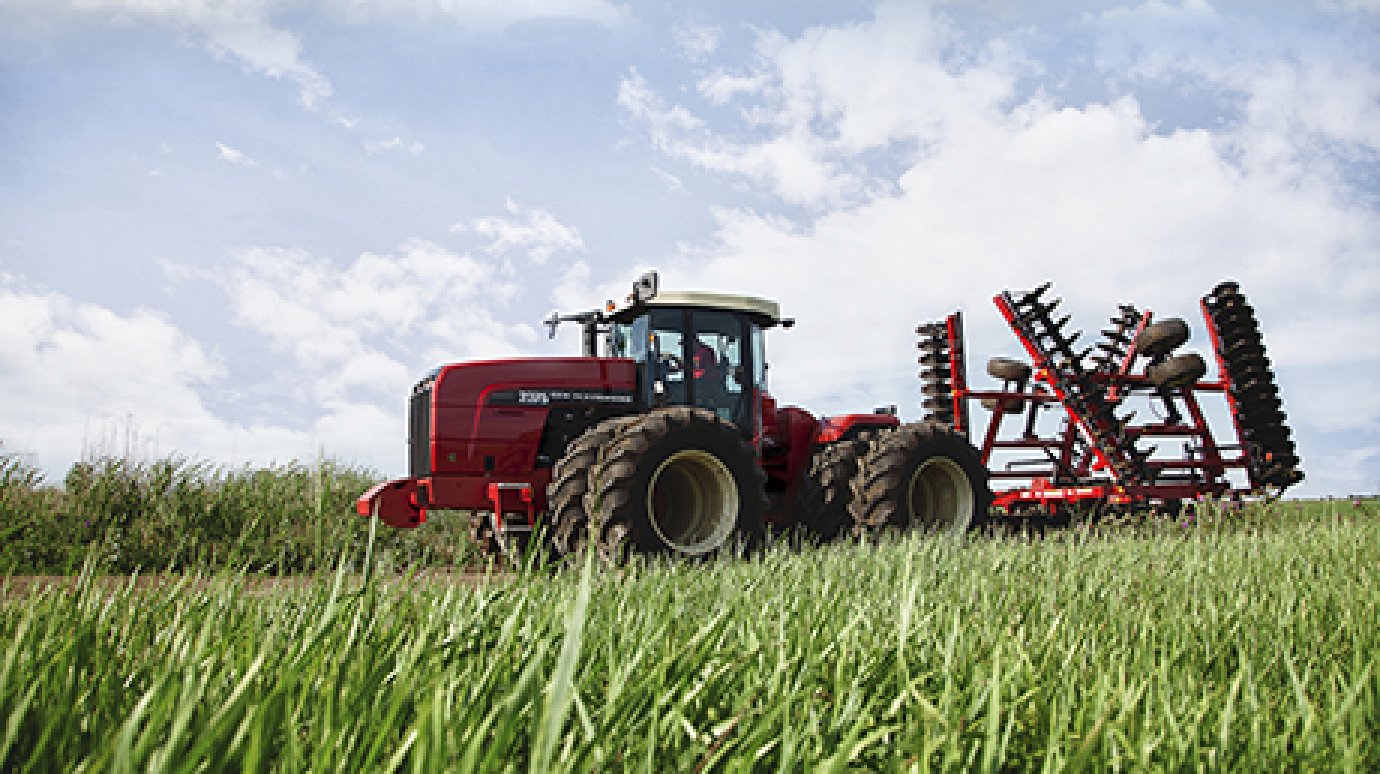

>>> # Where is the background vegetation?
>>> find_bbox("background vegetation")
[0,448,478,574]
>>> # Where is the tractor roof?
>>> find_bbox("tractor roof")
[614,290,785,326]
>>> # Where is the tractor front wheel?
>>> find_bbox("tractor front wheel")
[547,415,639,557]
[586,407,767,562]
[850,422,992,536]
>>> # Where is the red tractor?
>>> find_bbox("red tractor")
[357,272,992,560]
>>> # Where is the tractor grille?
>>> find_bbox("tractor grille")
[408,379,433,478]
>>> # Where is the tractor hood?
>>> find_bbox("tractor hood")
[409,357,638,478]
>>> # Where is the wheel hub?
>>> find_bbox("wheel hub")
[647,449,739,555]
[906,457,973,532]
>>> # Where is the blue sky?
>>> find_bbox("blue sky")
[1,0,1377,496]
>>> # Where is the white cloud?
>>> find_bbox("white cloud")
[7,0,335,106]
[216,141,257,166]
[454,199,584,264]
[224,239,534,405]
[1088,1,1380,164]
[673,22,721,62]
[619,67,854,208]
[650,166,685,192]
[620,5,1023,209]
[0,281,317,475]
[0,237,561,477]
[363,136,424,155]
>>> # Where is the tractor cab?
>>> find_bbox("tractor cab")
[607,290,786,434]
[547,272,791,436]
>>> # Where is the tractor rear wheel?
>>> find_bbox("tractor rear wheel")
[586,407,767,562]
[797,439,867,542]
[548,415,639,557]
[849,422,992,536]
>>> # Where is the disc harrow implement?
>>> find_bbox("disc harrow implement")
[920,279,1302,520]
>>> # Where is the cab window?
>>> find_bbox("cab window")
[688,309,750,426]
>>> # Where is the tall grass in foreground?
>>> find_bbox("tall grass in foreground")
[0,451,478,574]
[1,506,1376,771]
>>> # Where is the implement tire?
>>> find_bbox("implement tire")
[1136,318,1190,358]
[987,357,1031,382]
[548,415,638,557]
[980,396,1024,414]
[1146,353,1207,389]
[849,421,992,536]
[587,407,767,562]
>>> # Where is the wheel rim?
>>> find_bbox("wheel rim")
[646,449,738,555]
[905,456,973,532]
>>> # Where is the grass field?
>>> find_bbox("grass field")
[1,464,1376,771]
[0,451,478,574]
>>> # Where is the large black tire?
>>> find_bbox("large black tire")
[586,407,767,562]
[1136,318,1190,358]
[1146,353,1207,389]
[796,440,866,542]
[849,422,992,536]
[547,415,638,557]
[987,357,1031,382]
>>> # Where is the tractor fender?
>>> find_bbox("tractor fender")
[357,478,427,529]
[815,413,901,444]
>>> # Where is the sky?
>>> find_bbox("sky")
[1,0,1377,497]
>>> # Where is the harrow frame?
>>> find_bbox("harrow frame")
[918,282,1301,516]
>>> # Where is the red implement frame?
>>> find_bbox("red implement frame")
[933,286,1265,514]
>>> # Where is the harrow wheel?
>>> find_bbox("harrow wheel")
[849,422,991,536]
[1136,318,1190,358]
[586,407,767,562]
[980,396,1024,414]
[987,357,1031,381]
[1146,352,1207,389]
[548,415,639,557]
